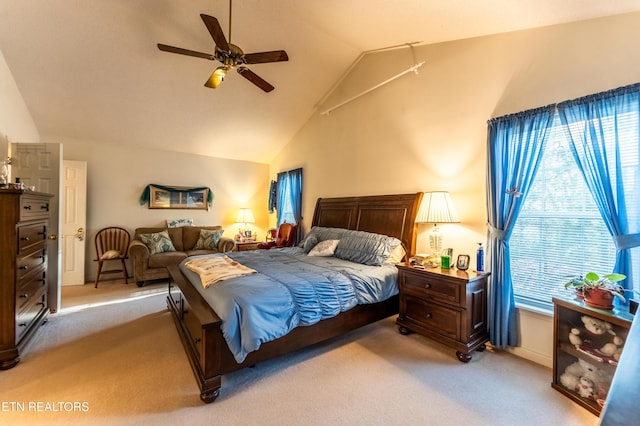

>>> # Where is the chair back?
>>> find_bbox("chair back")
[275,223,297,248]
[95,227,130,259]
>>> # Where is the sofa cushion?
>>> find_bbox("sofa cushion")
[148,251,188,268]
[139,230,177,255]
[194,228,224,250]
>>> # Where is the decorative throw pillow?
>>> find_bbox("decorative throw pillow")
[194,229,224,250]
[167,218,194,228]
[140,230,176,255]
[307,239,339,257]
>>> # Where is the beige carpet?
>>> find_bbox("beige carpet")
[0,281,597,426]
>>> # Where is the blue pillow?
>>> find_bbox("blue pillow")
[334,230,401,266]
[304,227,401,266]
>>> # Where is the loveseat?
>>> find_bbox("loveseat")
[128,226,236,287]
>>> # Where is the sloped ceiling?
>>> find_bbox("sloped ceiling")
[1,1,639,164]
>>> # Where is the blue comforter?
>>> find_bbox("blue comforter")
[179,247,399,363]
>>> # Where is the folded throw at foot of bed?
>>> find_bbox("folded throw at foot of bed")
[184,255,256,288]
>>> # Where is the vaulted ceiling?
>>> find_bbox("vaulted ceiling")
[1,1,639,164]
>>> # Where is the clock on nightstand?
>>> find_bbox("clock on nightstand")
[396,263,490,362]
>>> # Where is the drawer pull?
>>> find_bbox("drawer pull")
[425,313,432,319]
[194,337,202,344]
[19,323,27,327]
[41,204,50,211]
[20,266,28,270]
[19,293,29,298]
[23,205,32,211]
[37,302,45,306]
[424,283,431,289]
[21,236,30,241]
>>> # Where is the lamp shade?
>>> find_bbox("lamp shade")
[236,208,255,224]
[415,191,459,224]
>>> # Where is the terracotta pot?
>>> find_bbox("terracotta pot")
[582,287,615,310]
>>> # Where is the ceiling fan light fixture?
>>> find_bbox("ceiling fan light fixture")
[210,66,228,88]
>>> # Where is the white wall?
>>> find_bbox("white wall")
[0,49,40,159]
[270,12,640,366]
[56,137,269,283]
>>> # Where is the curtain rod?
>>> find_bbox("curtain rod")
[320,60,425,116]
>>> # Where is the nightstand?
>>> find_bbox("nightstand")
[396,263,490,362]
[235,241,259,251]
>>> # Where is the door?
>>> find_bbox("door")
[9,142,62,312]
[62,160,87,286]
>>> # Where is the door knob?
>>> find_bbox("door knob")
[75,227,85,241]
[48,234,57,240]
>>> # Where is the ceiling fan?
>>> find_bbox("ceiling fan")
[157,1,288,92]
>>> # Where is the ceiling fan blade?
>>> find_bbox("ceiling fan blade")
[237,67,274,92]
[243,50,289,64]
[200,14,230,52]
[157,44,214,60]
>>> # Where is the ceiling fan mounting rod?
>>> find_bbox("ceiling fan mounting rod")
[228,0,232,44]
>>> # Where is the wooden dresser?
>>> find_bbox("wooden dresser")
[396,263,490,362]
[0,189,53,369]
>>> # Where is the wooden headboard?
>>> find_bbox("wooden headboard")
[311,193,423,257]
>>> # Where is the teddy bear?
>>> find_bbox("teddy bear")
[568,315,625,363]
[559,358,612,401]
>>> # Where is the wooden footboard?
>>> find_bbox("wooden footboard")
[167,265,399,403]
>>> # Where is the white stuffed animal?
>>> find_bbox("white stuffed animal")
[559,359,612,401]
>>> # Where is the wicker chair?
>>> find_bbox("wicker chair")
[94,227,130,287]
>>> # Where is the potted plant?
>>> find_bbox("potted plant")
[564,272,626,310]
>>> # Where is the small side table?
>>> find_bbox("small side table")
[396,263,490,362]
[235,241,259,251]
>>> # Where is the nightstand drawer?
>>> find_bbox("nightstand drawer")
[400,269,462,306]
[403,295,461,340]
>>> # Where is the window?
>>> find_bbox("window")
[511,112,640,311]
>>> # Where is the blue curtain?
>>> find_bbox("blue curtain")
[276,168,303,244]
[557,83,640,289]
[486,105,555,348]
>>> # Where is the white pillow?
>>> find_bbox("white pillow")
[167,218,194,228]
[307,239,339,257]
[385,244,406,264]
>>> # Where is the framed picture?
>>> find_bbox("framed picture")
[149,186,209,210]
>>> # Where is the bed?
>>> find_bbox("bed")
[166,192,422,403]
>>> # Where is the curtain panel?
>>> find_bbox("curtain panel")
[276,168,303,245]
[557,83,640,289]
[486,105,556,348]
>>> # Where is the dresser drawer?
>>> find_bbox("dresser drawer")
[18,223,47,254]
[15,288,47,342]
[20,195,51,221]
[17,247,47,280]
[403,295,461,340]
[400,269,462,306]
[16,270,47,313]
